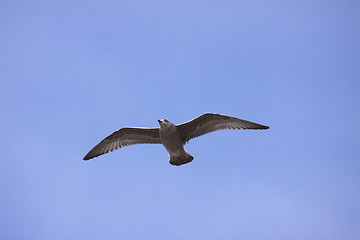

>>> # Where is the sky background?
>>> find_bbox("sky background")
[1,0,360,239]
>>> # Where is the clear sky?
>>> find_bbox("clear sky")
[1,0,360,239]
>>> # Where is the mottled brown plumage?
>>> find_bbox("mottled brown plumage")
[83,113,269,166]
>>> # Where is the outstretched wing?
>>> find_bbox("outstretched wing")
[177,113,269,143]
[83,127,161,160]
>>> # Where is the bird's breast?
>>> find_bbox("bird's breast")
[159,126,184,154]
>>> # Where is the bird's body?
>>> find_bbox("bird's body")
[158,119,194,165]
[83,113,269,166]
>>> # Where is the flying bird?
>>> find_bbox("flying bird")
[83,113,269,166]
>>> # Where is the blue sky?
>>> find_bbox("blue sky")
[1,0,360,239]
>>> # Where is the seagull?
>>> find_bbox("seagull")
[83,113,269,166]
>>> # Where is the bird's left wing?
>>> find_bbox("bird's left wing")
[83,127,161,160]
[177,113,269,143]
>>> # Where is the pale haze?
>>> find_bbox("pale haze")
[1,1,359,239]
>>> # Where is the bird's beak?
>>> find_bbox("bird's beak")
[157,120,161,124]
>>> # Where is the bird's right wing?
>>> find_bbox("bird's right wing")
[177,113,269,143]
[83,127,161,160]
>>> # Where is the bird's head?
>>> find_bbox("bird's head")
[158,119,171,128]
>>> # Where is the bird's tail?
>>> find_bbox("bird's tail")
[169,151,194,166]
